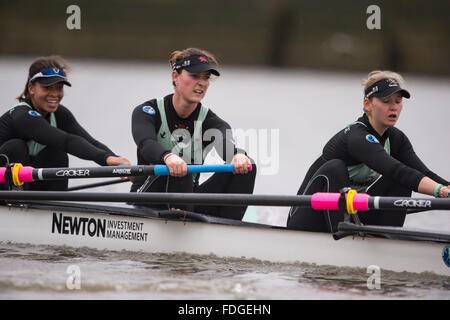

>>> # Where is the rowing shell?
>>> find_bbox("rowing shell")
[0,201,449,276]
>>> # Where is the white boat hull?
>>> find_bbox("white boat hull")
[0,204,449,276]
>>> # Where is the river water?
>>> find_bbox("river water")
[0,57,449,300]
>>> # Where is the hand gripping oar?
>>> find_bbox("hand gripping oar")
[0,163,245,186]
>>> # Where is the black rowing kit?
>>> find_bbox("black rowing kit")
[130,94,256,220]
[287,114,449,233]
[0,98,117,190]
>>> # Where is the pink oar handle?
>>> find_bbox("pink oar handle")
[0,168,5,184]
[352,193,370,211]
[311,192,370,211]
[311,192,340,210]
[0,166,34,184]
[17,166,34,183]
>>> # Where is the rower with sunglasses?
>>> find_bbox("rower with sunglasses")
[0,55,130,191]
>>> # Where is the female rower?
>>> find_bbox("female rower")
[131,47,256,220]
[0,55,130,191]
[287,70,449,233]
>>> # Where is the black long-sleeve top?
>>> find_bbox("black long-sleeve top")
[0,98,116,165]
[322,114,448,191]
[131,94,243,165]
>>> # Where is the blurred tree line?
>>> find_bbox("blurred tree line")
[0,0,448,75]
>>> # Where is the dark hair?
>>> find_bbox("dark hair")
[168,48,219,87]
[17,55,71,101]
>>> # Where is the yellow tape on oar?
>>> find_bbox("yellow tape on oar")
[346,189,358,214]
[12,163,24,186]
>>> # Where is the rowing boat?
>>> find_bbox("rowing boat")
[1,199,449,276]
[0,164,449,276]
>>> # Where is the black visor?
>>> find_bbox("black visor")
[364,78,410,99]
[36,76,71,87]
[172,54,220,76]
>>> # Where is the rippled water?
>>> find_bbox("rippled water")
[0,57,449,299]
[0,243,448,300]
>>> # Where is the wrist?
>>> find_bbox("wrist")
[105,155,114,166]
[163,153,175,162]
[234,147,247,156]
[104,152,117,164]
[434,184,444,197]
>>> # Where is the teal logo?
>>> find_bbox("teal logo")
[28,110,42,117]
[366,134,379,144]
[443,246,450,267]
[142,105,155,115]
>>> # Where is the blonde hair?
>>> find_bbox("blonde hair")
[361,70,405,93]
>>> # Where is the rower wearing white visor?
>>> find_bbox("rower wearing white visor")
[287,70,449,233]
[0,55,130,191]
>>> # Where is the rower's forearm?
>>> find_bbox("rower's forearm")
[418,177,438,196]
[418,177,449,196]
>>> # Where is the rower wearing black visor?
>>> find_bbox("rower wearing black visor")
[287,70,449,233]
[130,47,256,220]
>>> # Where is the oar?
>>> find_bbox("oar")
[0,164,239,185]
[67,178,130,191]
[0,191,448,211]
[338,222,450,242]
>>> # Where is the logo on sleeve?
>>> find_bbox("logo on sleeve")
[344,125,351,134]
[28,110,42,117]
[443,246,450,268]
[142,105,155,115]
[366,134,379,144]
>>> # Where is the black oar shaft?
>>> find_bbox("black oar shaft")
[338,222,450,242]
[0,191,312,207]
[369,196,450,211]
[0,191,449,211]
[67,178,130,191]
